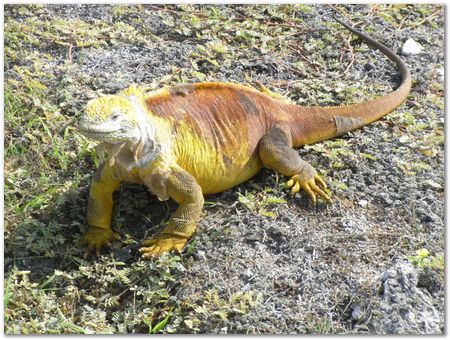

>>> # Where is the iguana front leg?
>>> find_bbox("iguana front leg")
[139,165,204,259]
[259,125,331,204]
[83,163,121,257]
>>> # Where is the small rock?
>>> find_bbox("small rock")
[402,38,423,55]
[340,219,358,230]
[358,199,368,207]
[398,135,410,144]
[419,210,439,224]
[422,179,442,190]
[364,62,375,71]
[378,193,393,205]
[366,262,442,334]
[351,304,365,322]
[436,67,444,83]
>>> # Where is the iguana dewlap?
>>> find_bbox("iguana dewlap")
[78,19,411,258]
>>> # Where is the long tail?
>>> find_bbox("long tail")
[291,17,412,147]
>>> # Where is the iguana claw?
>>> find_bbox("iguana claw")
[82,226,120,258]
[285,174,331,204]
[139,235,188,259]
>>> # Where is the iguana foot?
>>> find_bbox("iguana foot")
[285,173,331,204]
[82,226,120,258]
[139,235,188,259]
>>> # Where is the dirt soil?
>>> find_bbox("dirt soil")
[4,4,444,334]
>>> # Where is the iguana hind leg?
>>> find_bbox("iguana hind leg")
[259,125,331,204]
[139,165,204,259]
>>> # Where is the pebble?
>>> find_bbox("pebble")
[358,199,369,207]
[402,38,423,55]
[351,304,365,322]
[378,193,393,205]
[423,179,442,190]
[436,67,444,83]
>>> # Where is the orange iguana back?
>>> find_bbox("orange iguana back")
[78,19,411,258]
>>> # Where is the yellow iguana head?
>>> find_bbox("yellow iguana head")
[78,94,141,143]
[78,85,167,169]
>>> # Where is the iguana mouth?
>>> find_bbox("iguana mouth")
[78,126,124,143]
[79,128,118,135]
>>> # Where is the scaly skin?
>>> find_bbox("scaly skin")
[78,19,411,258]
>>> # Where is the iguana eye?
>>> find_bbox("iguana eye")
[110,112,120,121]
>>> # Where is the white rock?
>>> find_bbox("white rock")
[437,67,444,83]
[402,38,423,55]
[352,304,365,321]
[358,199,368,207]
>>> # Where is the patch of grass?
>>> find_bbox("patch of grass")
[180,289,262,333]
[238,189,287,219]
[304,139,353,168]
[408,249,444,271]
[4,81,88,234]
[4,256,184,334]
[143,306,174,334]
[311,317,334,334]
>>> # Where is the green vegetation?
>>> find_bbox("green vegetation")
[238,189,287,219]
[181,290,262,333]
[408,249,444,271]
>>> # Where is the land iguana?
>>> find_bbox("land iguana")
[78,19,411,259]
